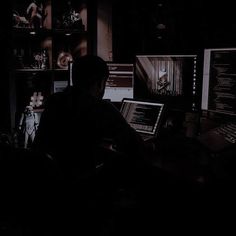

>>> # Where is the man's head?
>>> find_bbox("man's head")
[25,105,33,114]
[72,55,109,98]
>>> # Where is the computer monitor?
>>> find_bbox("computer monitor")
[103,63,134,102]
[135,55,198,111]
[201,48,236,117]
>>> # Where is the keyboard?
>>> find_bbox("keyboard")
[197,122,236,152]
[214,122,236,144]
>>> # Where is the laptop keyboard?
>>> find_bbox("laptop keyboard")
[214,122,236,144]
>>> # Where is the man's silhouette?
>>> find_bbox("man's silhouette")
[33,55,148,180]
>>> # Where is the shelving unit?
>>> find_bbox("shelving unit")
[11,0,89,129]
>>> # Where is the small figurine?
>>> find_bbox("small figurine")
[157,69,170,93]
[32,50,48,69]
[62,1,83,29]
[26,0,43,29]
[41,50,48,69]
[19,105,39,148]
[13,10,30,28]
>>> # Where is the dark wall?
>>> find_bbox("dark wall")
[3,0,236,132]
[112,0,236,61]
[0,2,11,132]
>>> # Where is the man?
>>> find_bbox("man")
[33,55,149,176]
[32,55,151,235]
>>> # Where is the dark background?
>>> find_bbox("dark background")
[112,0,236,61]
[2,0,236,132]
[0,1,11,132]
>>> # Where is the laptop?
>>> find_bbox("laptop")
[120,98,165,141]
[197,122,236,153]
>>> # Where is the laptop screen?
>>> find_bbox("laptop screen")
[120,99,165,135]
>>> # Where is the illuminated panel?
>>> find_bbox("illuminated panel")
[103,63,134,102]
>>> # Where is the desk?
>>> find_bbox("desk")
[135,132,236,227]
[148,133,208,182]
[147,129,236,187]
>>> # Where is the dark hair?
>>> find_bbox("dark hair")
[72,55,109,88]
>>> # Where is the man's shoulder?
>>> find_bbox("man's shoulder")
[45,91,69,107]
[99,99,122,114]
[48,91,67,100]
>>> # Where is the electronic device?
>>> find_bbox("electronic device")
[197,48,236,152]
[134,54,198,111]
[197,122,236,153]
[120,98,165,141]
[103,63,134,102]
[201,48,236,117]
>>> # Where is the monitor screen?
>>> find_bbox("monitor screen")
[135,55,198,111]
[120,99,165,135]
[103,63,134,102]
[201,48,236,116]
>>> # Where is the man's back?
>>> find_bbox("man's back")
[33,87,147,179]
